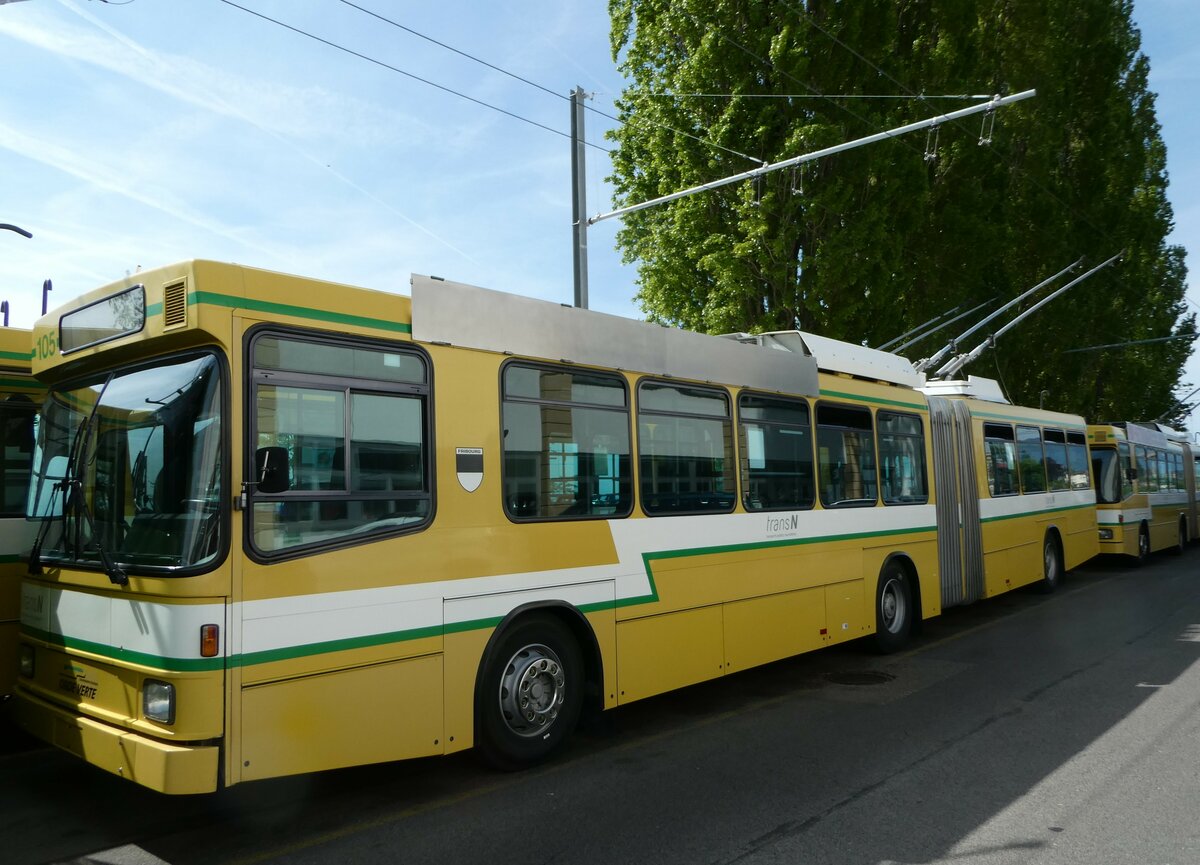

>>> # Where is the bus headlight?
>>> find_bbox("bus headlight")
[1099,528,1114,540]
[18,644,33,678]
[143,680,175,724]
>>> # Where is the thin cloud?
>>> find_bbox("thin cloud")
[1,1,480,265]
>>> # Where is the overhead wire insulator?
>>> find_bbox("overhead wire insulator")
[924,124,940,163]
[979,107,996,146]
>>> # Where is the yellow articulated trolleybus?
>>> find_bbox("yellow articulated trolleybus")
[0,326,39,701]
[920,376,1099,604]
[1087,421,1196,561]
[14,261,1090,794]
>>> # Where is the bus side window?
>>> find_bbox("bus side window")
[877,411,928,505]
[1066,431,1091,490]
[502,363,632,521]
[816,403,877,507]
[249,333,432,556]
[1043,428,1070,491]
[638,381,733,516]
[1016,425,1046,494]
[983,423,1017,497]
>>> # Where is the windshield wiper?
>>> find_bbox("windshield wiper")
[28,409,91,578]
[28,376,128,586]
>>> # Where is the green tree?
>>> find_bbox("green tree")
[606,0,1192,423]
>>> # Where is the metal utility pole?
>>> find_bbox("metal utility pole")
[570,87,589,309]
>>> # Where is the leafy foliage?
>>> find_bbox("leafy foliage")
[606,0,1192,423]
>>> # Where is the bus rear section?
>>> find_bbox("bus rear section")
[924,378,1098,602]
[0,327,40,701]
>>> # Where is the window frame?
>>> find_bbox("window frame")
[0,394,37,519]
[1066,431,1091,491]
[815,400,879,509]
[499,359,633,523]
[876,409,929,506]
[737,391,815,513]
[1042,428,1071,492]
[1016,424,1047,494]
[244,325,434,563]
[983,422,1020,498]
[636,378,736,517]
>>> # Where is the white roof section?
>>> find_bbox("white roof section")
[722,330,925,389]
[1124,422,1171,449]
[919,375,1011,404]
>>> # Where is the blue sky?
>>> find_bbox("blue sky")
[1,0,1197,429]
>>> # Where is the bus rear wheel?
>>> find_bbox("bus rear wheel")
[873,561,912,654]
[476,613,583,771]
[1037,533,1062,594]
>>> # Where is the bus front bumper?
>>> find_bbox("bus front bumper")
[14,689,219,795]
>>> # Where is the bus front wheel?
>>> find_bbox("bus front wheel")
[1135,524,1150,565]
[476,613,583,771]
[873,561,913,654]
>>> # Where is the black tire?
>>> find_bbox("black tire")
[475,613,583,771]
[1036,533,1063,594]
[1172,518,1187,555]
[1135,523,1150,565]
[873,561,913,653]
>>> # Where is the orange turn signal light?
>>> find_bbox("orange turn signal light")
[200,624,220,658]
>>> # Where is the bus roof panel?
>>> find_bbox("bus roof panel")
[410,275,821,397]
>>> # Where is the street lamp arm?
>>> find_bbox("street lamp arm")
[0,223,33,239]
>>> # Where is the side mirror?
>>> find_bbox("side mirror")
[255,446,291,494]
[1126,467,1138,482]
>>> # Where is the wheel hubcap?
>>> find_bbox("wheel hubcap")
[498,643,565,738]
[881,578,906,634]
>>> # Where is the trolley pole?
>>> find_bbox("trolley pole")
[570,87,589,309]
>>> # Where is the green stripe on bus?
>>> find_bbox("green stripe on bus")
[189,291,412,334]
[980,501,1096,523]
[968,408,1086,430]
[819,388,926,410]
[0,350,32,361]
[21,625,224,672]
[615,523,937,609]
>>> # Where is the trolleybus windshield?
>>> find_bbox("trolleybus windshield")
[27,352,222,572]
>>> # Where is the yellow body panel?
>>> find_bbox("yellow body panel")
[724,587,828,674]
[240,653,443,782]
[15,691,217,794]
[616,606,725,704]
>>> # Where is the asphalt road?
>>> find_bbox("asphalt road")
[3,548,1199,865]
